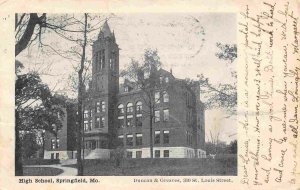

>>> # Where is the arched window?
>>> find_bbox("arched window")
[136,101,143,127]
[127,102,133,113]
[136,101,142,113]
[118,104,124,114]
[163,91,169,103]
[101,101,106,112]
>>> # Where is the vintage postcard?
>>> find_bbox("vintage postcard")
[0,0,299,190]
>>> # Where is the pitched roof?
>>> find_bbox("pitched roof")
[99,20,113,38]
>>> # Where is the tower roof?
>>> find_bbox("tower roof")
[99,20,113,38]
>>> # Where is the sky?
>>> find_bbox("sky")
[18,13,237,144]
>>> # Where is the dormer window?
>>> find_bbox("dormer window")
[160,76,163,84]
[124,86,129,92]
[165,77,169,83]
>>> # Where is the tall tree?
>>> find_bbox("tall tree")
[20,132,40,159]
[15,13,110,175]
[185,43,237,115]
[121,49,164,158]
[15,62,64,175]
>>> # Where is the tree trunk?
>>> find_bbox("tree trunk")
[149,106,153,158]
[41,132,45,158]
[77,93,83,176]
[15,13,45,57]
[76,13,88,176]
[15,111,23,176]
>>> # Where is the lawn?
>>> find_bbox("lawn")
[66,156,237,176]
[23,167,64,176]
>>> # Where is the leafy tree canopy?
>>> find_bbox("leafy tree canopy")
[15,61,65,134]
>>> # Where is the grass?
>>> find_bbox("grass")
[23,167,64,176]
[66,156,237,176]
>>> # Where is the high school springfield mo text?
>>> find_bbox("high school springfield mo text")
[18,178,100,184]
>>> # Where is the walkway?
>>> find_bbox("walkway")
[24,164,77,176]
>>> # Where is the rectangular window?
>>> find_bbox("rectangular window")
[84,121,89,131]
[163,91,169,103]
[95,117,100,128]
[118,135,124,147]
[126,134,133,146]
[124,86,129,92]
[84,110,89,118]
[56,153,59,159]
[101,101,106,112]
[90,109,93,118]
[136,133,142,146]
[96,101,100,113]
[160,76,163,84]
[51,139,55,150]
[136,114,142,127]
[127,104,133,113]
[154,131,160,144]
[118,116,124,128]
[89,119,93,130]
[155,150,160,158]
[100,116,105,128]
[163,109,169,121]
[118,105,124,114]
[163,130,169,144]
[127,115,133,127]
[101,49,105,69]
[51,153,54,159]
[154,110,160,122]
[136,151,142,158]
[136,104,142,113]
[155,92,160,103]
[163,150,169,158]
[127,151,132,158]
[56,138,60,148]
[186,131,188,145]
[165,77,169,83]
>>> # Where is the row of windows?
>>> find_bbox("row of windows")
[84,116,105,131]
[95,50,105,71]
[118,130,170,147]
[154,130,169,144]
[51,138,60,150]
[154,109,169,122]
[118,114,142,128]
[118,133,143,146]
[126,150,170,158]
[159,76,169,84]
[118,101,142,114]
[50,153,59,159]
[84,101,105,119]
[155,150,169,158]
[117,108,169,128]
[126,151,142,158]
[154,91,169,104]
[95,50,117,72]
[84,140,107,149]
[83,109,169,131]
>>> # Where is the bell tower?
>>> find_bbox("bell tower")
[92,20,119,96]
[89,21,119,150]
